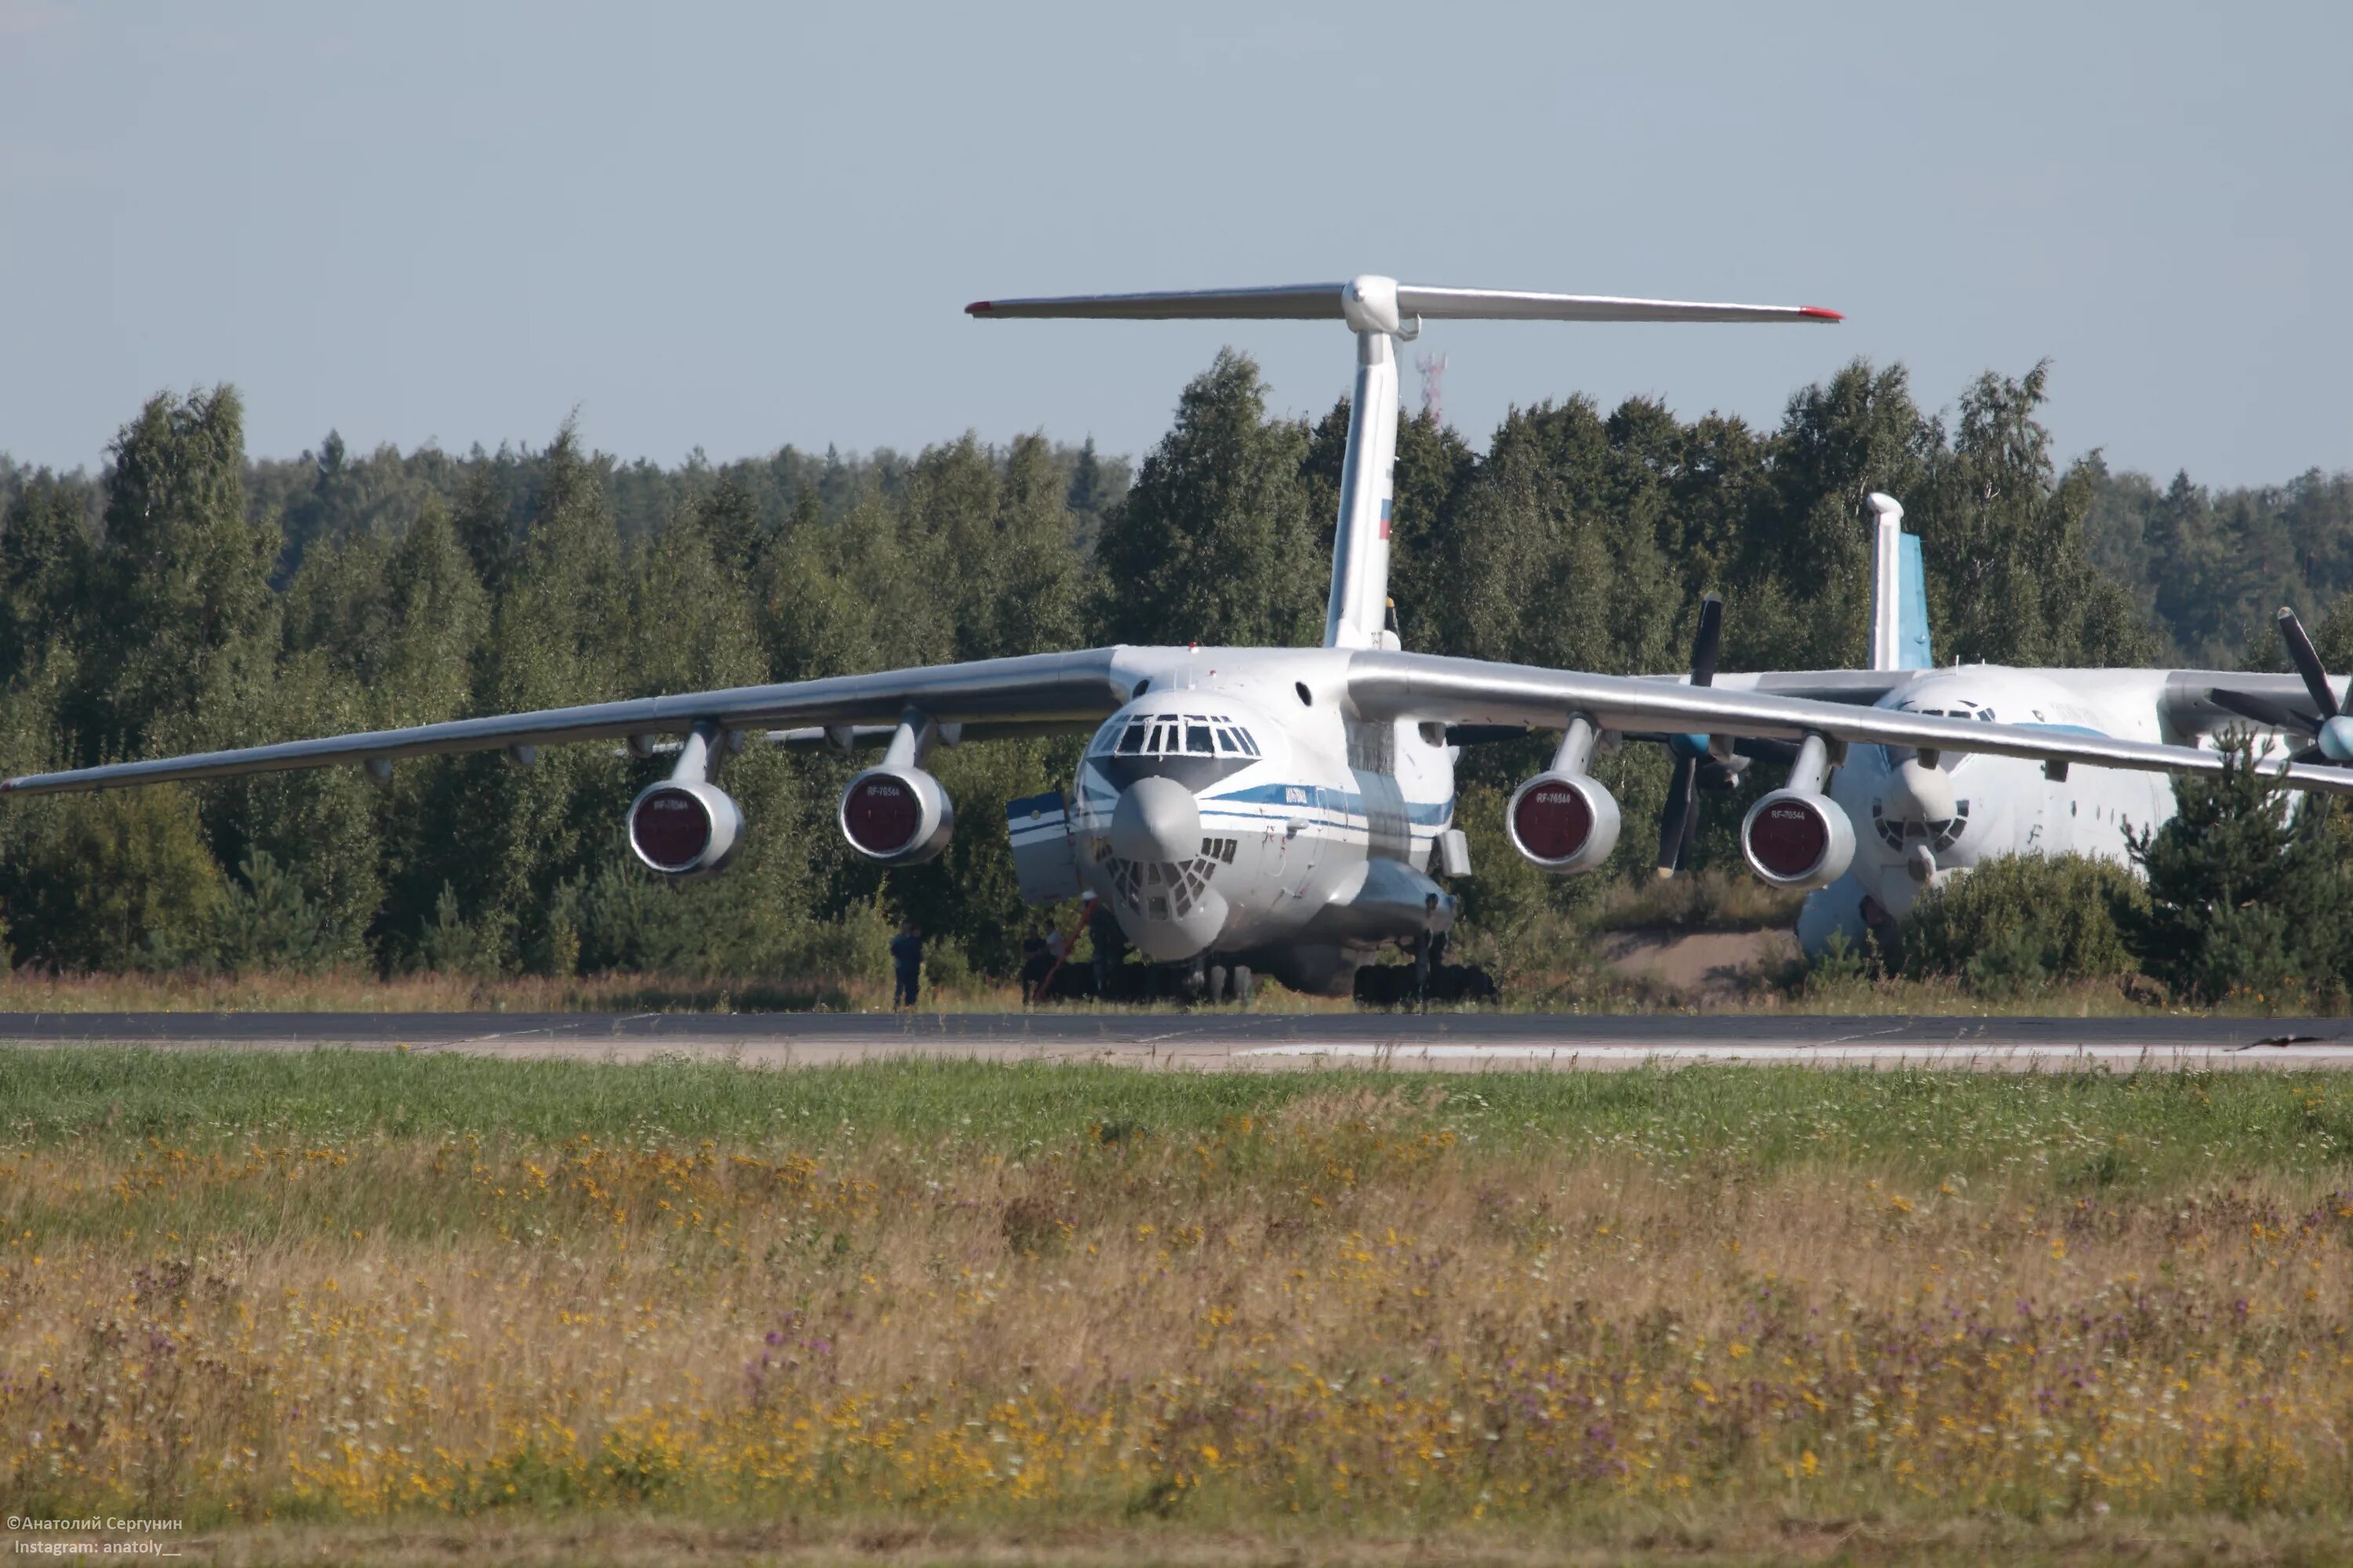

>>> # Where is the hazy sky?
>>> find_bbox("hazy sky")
[2,2,2345,486]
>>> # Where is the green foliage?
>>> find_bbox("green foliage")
[2086,464,2353,665]
[7,787,224,970]
[214,848,334,973]
[2119,736,2352,1006]
[414,882,509,978]
[75,387,278,760]
[1096,351,1323,648]
[1900,853,2144,993]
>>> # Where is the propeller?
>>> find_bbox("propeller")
[2276,606,2353,764]
[1657,595,1734,877]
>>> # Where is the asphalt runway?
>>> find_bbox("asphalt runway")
[0,1010,2348,1070]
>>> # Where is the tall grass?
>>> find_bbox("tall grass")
[4,1051,2351,1560]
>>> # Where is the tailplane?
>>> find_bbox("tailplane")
[972,277,1840,650]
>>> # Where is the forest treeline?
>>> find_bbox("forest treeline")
[0,355,2347,984]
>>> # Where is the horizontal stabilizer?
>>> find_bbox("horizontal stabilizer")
[969,277,1841,326]
[969,285,1347,320]
[1395,286,1839,325]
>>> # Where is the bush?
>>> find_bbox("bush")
[1900,853,2143,991]
[5,785,224,970]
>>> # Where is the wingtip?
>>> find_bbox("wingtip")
[965,300,995,317]
[1799,306,1844,322]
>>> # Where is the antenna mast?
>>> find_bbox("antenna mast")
[1413,351,1449,426]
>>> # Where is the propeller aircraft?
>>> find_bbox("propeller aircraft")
[1690,492,2353,955]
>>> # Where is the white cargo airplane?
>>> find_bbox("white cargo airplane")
[1706,494,2353,956]
[8,276,2351,996]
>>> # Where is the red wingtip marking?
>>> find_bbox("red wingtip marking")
[1798,306,1844,322]
[966,300,994,315]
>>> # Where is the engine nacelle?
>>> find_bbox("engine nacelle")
[1504,771,1622,874]
[1740,788,1857,890]
[838,766,955,865]
[627,779,744,878]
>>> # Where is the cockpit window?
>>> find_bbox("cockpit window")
[1096,715,1265,759]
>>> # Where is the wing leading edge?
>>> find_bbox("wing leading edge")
[0,650,1131,797]
[1348,651,2353,797]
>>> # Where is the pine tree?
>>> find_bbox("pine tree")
[2119,735,2350,1004]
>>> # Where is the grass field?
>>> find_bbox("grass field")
[0,962,2297,1019]
[4,1050,2352,1565]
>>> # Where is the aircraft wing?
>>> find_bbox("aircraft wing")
[1667,669,1907,704]
[1347,651,2353,796]
[0,650,1129,796]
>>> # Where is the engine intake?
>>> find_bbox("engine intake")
[1504,771,1622,873]
[1740,789,1856,890]
[838,766,955,865]
[627,780,744,878]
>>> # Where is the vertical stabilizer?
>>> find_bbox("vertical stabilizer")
[1867,493,1933,671]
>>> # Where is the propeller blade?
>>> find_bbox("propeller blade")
[1689,593,1723,687]
[2209,687,2318,735]
[2278,606,2342,720]
[1657,756,1697,877]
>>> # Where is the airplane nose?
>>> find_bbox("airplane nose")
[1878,756,1956,825]
[1109,776,1201,864]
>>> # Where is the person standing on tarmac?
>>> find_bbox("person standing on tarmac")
[1088,897,1123,1000]
[889,920,923,1009]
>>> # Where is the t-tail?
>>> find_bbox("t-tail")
[969,276,1841,650]
[1867,492,1933,671]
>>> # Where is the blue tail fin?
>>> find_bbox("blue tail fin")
[1868,493,1934,671]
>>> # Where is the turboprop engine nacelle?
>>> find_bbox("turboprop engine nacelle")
[838,766,955,865]
[628,779,744,878]
[1505,771,1622,874]
[1740,789,1856,890]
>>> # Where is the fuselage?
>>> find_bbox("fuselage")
[1056,647,1458,994]
[1799,666,2201,954]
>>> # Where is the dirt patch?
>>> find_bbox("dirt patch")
[1599,925,1794,1006]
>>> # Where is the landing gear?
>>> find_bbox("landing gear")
[1202,962,1253,1009]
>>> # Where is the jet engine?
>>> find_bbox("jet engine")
[627,779,744,878]
[1505,770,1622,874]
[838,766,955,865]
[1740,788,1856,890]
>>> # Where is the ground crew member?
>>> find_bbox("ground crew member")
[889,919,923,1009]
